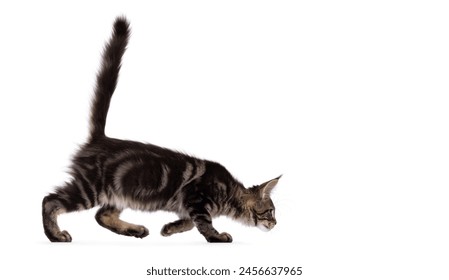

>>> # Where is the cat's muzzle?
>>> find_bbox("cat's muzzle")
[257,219,277,232]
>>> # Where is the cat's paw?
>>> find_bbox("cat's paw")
[126,226,149,238]
[160,224,173,237]
[207,232,233,243]
[50,230,72,242]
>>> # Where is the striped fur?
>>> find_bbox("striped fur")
[42,17,281,243]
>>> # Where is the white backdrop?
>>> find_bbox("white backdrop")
[1,1,448,279]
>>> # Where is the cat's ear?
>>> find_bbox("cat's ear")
[258,175,282,199]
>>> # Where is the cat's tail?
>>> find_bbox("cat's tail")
[89,17,130,141]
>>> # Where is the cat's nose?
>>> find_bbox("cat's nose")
[269,219,277,228]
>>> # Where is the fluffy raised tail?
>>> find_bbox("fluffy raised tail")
[89,17,130,141]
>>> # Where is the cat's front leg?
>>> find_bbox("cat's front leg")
[161,219,194,236]
[188,208,232,243]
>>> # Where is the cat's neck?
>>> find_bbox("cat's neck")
[223,183,253,222]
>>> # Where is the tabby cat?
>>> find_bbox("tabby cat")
[42,17,280,243]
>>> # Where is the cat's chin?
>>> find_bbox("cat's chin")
[257,224,271,232]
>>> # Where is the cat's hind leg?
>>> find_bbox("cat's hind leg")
[160,219,194,236]
[42,181,97,242]
[42,193,72,242]
[95,205,149,238]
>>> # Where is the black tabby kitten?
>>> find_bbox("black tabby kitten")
[42,17,280,243]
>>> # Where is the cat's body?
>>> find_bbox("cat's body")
[42,17,280,243]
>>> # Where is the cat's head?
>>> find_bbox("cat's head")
[241,176,281,231]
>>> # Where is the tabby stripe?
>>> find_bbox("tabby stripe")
[181,162,194,187]
[133,185,153,198]
[104,152,155,188]
[252,210,258,226]
[72,165,98,205]
[80,173,98,207]
[57,185,84,212]
[206,197,221,215]
[158,164,170,191]
[94,155,106,195]
[113,160,137,190]
[74,180,92,209]
[194,160,206,178]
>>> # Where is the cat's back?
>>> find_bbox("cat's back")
[72,137,206,195]
[77,137,190,161]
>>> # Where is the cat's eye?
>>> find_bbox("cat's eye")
[257,209,274,217]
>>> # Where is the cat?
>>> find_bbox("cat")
[42,17,281,243]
